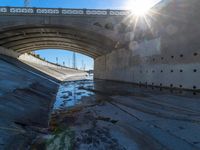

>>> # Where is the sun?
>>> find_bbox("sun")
[125,0,159,16]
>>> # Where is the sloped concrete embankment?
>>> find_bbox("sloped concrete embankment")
[19,53,88,81]
[0,55,59,149]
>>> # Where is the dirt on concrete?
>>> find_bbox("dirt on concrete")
[0,55,59,150]
[31,79,200,150]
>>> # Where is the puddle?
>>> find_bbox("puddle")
[53,79,94,110]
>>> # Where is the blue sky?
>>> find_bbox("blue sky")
[0,0,130,9]
[34,50,93,70]
[0,0,160,70]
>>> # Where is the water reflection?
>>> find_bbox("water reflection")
[53,79,94,110]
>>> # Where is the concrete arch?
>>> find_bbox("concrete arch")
[0,25,116,58]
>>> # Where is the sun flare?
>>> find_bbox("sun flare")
[125,0,159,16]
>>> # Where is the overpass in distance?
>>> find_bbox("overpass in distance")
[0,0,199,91]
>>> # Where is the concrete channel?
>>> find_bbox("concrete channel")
[0,1,200,149]
[31,79,200,150]
[0,54,200,150]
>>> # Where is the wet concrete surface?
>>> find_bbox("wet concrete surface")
[31,79,200,150]
[0,55,59,150]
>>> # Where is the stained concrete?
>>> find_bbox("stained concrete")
[0,55,60,149]
[31,79,200,150]
[0,54,92,149]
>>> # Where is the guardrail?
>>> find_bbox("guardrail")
[0,7,131,16]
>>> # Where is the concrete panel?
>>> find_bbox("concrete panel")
[95,46,200,90]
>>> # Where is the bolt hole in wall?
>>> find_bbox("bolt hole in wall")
[137,52,199,95]
[137,81,198,96]
[32,49,94,79]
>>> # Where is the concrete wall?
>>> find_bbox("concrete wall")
[94,0,200,90]
[0,46,19,58]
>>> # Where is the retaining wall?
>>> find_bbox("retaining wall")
[94,0,200,90]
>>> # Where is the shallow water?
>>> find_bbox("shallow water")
[53,78,94,110]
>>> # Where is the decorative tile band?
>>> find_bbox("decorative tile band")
[0,7,131,16]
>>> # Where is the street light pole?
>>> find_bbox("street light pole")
[24,0,30,7]
[68,59,71,68]
[73,52,76,69]
[56,57,58,65]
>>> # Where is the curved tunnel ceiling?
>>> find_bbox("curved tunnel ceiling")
[0,25,117,58]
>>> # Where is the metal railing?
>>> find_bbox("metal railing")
[0,7,131,16]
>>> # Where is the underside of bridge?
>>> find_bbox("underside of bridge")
[0,0,199,91]
[0,25,116,58]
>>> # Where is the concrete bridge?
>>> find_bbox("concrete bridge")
[0,7,131,58]
[0,0,200,90]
